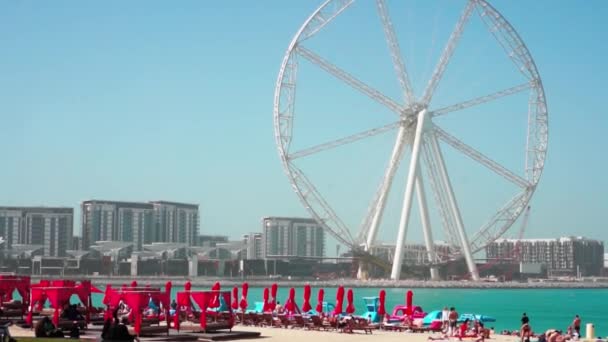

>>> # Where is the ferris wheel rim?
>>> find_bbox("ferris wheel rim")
[272,0,548,261]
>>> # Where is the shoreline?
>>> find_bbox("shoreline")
[30,275,608,289]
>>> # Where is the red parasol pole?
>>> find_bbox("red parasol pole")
[378,290,386,317]
[231,287,239,310]
[406,290,413,316]
[270,283,278,310]
[345,288,355,314]
[240,282,248,322]
[334,286,344,316]
[262,288,270,312]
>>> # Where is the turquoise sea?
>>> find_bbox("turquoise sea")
[25,286,608,336]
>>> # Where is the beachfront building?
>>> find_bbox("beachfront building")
[486,236,605,277]
[262,217,325,260]
[198,234,228,247]
[0,206,73,257]
[81,200,153,251]
[243,232,263,259]
[149,201,199,246]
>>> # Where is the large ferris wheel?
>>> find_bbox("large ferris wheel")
[273,0,548,280]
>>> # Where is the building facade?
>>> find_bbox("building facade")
[0,207,73,257]
[242,233,263,260]
[150,201,199,246]
[81,200,153,251]
[486,236,605,277]
[370,242,452,265]
[198,235,228,247]
[262,217,325,259]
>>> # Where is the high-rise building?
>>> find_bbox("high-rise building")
[150,201,199,246]
[0,206,73,257]
[486,236,605,277]
[262,217,325,259]
[242,233,263,260]
[81,200,153,251]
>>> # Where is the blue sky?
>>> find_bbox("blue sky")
[1,1,606,250]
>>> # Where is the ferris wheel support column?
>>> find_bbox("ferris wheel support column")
[428,131,480,281]
[364,124,408,251]
[415,171,440,280]
[391,109,428,281]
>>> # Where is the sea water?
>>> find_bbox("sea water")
[24,286,608,336]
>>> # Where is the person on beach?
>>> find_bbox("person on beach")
[34,316,64,338]
[521,313,530,325]
[572,315,581,337]
[0,321,16,342]
[520,320,532,342]
[457,319,470,341]
[449,307,459,336]
[441,307,450,332]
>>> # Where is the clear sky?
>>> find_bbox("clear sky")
[1,1,606,251]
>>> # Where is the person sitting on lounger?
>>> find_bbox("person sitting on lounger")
[0,321,16,342]
[35,316,64,338]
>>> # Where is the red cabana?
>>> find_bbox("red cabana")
[0,275,30,319]
[345,289,355,314]
[316,289,324,314]
[102,281,172,336]
[301,285,312,313]
[174,290,234,332]
[27,279,94,328]
[333,286,344,316]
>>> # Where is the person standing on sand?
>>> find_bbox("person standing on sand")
[449,307,459,336]
[572,315,581,337]
[521,313,530,325]
[441,307,450,332]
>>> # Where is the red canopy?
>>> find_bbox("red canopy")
[345,288,355,314]
[301,284,312,312]
[27,279,95,326]
[316,288,324,314]
[377,290,386,316]
[333,286,344,315]
[174,290,234,332]
[0,275,30,308]
[239,282,248,312]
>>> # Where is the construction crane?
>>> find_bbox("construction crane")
[475,205,531,278]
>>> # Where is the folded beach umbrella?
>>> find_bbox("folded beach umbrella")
[316,288,324,314]
[378,290,386,316]
[262,287,271,312]
[210,281,221,308]
[270,283,278,310]
[334,285,344,315]
[406,290,413,315]
[286,287,296,312]
[240,282,249,312]
[302,284,312,312]
[231,286,239,310]
[345,288,355,314]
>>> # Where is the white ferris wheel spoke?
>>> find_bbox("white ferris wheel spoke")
[289,121,401,160]
[375,0,415,106]
[296,46,403,114]
[431,82,532,117]
[299,0,355,41]
[421,0,476,106]
[433,125,531,189]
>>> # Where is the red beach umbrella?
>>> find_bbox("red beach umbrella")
[345,288,355,314]
[316,288,324,314]
[286,287,296,313]
[231,287,239,310]
[240,282,249,312]
[270,283,278,310]
[334,285,344,315]
[302,284,312,312]
[377,290,386,316]
[131,280,138,288]
[406,290,413,315]
[262,288,270,312]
